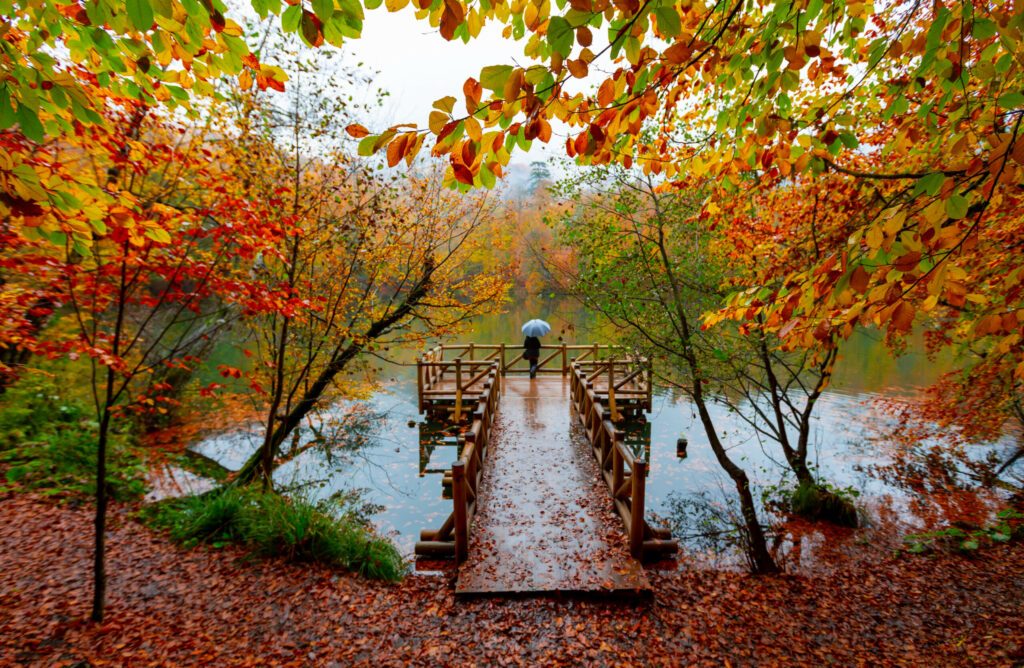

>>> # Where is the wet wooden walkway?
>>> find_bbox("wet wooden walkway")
[414,343,675,595]
[455,376,649,595]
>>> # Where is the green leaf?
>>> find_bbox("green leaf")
[960,539,979,551]
[991,532,1011,543]
[145,226,172,244]
[480,65,514,92]
[839,132,859,149]
[15,103,43,142]
[972,18,997,40]
[323,16,346,46]
[357,134,378,156]
[997,91,1024,109]
[0,87,15,129]
[281,4,302,32]
[126,0,155,30]
[548,16,574,56]
[311,0,334,20]
[654,7,680,38]
[479,164,496,189]
[915,171,945,197]
[945,194,968,220]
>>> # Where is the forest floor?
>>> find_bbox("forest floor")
[2,495,1023,666]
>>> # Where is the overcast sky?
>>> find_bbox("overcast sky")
[338,9,563,170]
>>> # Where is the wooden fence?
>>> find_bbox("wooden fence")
[414,365,502,561]
[569,361,677,560]
[417,343,622,416]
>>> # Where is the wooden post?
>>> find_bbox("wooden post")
[469,342,475,360]
[608,359,619,422]
[630,459,646,558]
[646,358,653,411]
[561,343,567,374]
[452,460,468,562]
[499,343,506,375]
[454,357,463,422]
[416,357,424,413]
[612,441,623,495]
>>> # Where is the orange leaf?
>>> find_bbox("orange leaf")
[567,59,588,78]
[850,266,870,294]
[345,124,370,138]
[664,42,691,65]
[387,134,409,168]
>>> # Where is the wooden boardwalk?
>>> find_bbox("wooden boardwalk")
[455,376,649,594]
[414,342,676,595]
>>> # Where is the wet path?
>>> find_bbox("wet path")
[455,376,650,595]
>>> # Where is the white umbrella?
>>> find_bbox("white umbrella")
[521,319,551,337]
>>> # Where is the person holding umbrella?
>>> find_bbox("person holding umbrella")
[521,319,550,378]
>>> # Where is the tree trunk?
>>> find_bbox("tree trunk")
[692,390,778,574]
[91,382,113,622]
[234,264,433,486]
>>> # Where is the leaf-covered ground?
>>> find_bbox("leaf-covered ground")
[1,494,1022,667]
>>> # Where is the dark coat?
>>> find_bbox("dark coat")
[523,336,541,360]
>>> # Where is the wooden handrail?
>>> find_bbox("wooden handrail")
[569,362,676,561]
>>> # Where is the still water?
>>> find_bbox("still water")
[190,296,1018,565]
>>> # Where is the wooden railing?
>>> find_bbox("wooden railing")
[429,342,618,375]
[570,361,677,560]
[573,357,654,418]
[415,365,502,561]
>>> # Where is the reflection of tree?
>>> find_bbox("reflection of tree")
[277,401,382,473]
[663,489,775,573]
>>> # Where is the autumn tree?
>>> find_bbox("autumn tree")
[345,1,1023,470]
[553,167,790,571]
[202,45,511,487]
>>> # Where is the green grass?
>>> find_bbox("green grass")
[0,374,146,500]
[143,487,405,581]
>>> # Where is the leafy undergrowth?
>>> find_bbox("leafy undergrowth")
[0,376,146,500]
[2,496,1023,666]
[141,487,404,581]
[904,508,1024,554]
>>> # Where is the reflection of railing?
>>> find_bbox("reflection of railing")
[417,422,460,483]
[415,366,501,561]
[570,361,677,560]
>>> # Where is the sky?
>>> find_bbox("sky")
[337,8,563,172]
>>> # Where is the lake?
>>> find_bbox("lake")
[189,295,1019,568]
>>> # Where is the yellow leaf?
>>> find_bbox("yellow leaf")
[428,111,448,134]
[465,116,482,142]
[864,224,883,250]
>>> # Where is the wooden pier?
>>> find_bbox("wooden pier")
[414,342,676,593]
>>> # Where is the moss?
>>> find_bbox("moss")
[789,481,859,528]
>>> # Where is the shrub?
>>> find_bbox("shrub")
[788,481,860,527]
[0,375,145,500]
[144,487,405,581]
